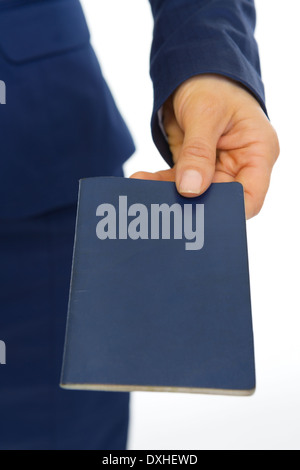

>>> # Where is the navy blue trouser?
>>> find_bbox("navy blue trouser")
[0,204,130,450]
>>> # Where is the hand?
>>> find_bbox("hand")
[131,74,279,219]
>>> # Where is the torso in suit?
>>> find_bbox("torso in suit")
[0,0,135,218]
[0,0,265,450]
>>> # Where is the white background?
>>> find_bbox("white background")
[81,0,300,450]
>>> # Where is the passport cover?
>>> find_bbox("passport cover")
[60,177,256,395]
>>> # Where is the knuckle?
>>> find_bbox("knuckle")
[246,190,265,219]
[181,141,215,166]
[262,124,280,162]
[273,131,280,160]
[252,202,263,218]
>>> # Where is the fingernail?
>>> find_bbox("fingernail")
[179,169,203,195]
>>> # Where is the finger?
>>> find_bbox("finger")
[130,168,176,182]
[235,164,272,219]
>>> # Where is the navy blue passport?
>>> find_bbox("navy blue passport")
[60,177,255,395]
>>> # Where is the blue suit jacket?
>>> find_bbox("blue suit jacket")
[0,0,265,218]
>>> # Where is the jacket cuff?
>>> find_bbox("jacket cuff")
[150,38,267,167]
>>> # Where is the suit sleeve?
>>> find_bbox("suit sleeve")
[148,0,266,166]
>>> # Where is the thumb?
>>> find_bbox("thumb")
[175,112,221,198]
